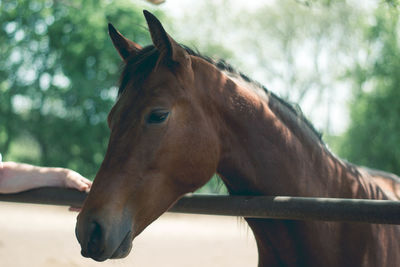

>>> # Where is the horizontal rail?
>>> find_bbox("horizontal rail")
[1,188,400,224]
[0,187,87,207]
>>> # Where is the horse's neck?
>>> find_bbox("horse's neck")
[202,68,363,198]
[194,61,393,267]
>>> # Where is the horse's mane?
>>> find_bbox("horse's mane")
[119,44,323,143]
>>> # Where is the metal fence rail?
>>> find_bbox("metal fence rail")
[1,187,400,224]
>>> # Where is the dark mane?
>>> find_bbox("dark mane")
[182,46,323,142]
[119,45,159,96]
[119,44,323,142]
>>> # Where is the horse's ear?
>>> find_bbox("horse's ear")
[108,23,142,62]
[143,10,189,66]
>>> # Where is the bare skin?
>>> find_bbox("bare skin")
[0,161,92,194]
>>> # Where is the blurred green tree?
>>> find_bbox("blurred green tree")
[173,0,368,135]
[0,0,160,178]
[340,7,400,174]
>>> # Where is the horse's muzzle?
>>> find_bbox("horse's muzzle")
[75,213,133,261]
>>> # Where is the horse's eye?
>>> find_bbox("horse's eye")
[146,110,170,124]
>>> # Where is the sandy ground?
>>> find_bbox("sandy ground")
[0,202,257,267]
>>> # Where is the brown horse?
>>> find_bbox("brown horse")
[76,11,400,266]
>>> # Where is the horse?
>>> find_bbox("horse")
[75,10,400,266]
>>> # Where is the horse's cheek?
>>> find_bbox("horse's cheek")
[177,127,219,190]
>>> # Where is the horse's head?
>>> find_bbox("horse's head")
[75,11,220,261]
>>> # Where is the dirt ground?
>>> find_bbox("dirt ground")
[0,202,257,267]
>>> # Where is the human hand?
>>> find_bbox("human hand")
[62,169,92,212]
[62,169,92,193]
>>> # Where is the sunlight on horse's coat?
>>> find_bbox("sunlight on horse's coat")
[76,10,400,267]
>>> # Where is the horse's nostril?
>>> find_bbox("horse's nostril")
[87,221,104,256]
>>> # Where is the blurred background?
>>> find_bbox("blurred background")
[0,0,399,266]
[1,0,400,192]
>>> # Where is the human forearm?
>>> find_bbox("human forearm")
[0,162,91,194]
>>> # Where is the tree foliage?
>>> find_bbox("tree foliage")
[0,0,158,178]
[172,0,367,134]
[2,0,399,191]
[340,7,400,174]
